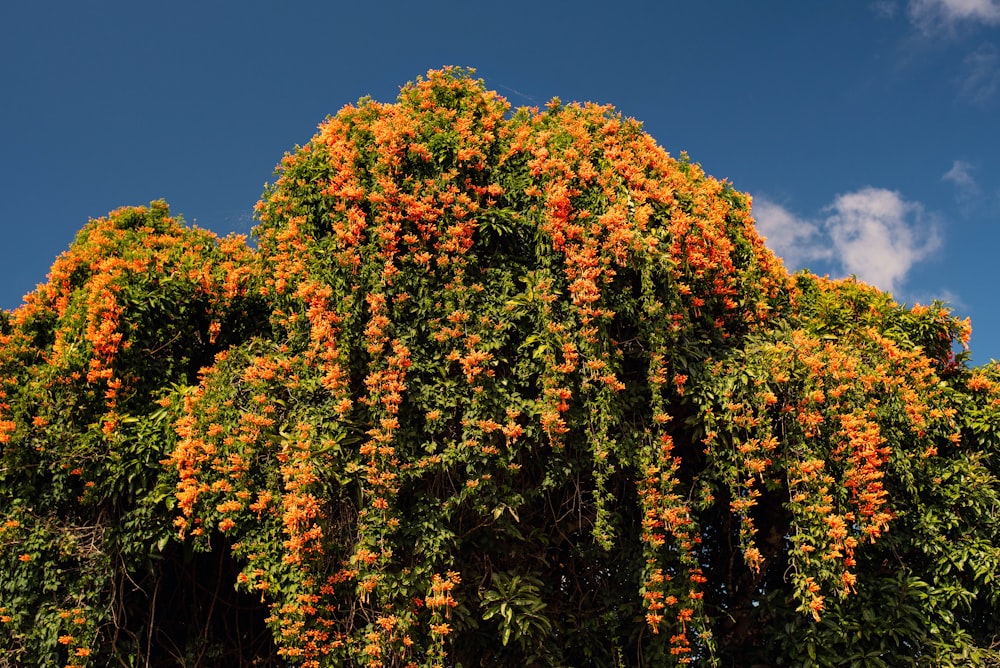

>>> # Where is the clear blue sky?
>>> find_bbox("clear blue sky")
[2,1,998,364]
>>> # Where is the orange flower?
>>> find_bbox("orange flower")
[809,595,825,622]
[429,623,451,636]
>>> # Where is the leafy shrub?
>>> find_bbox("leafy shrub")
[1,68,998,667]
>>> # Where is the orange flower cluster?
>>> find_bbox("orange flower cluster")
[0,200,263,662]
[692,279,965,618]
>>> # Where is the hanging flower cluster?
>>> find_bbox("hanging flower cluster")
[0,202,262,666]
[689,276,965,623]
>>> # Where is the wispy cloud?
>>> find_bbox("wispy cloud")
[942,159,978,189]
[943,159,982,206]
[957,42,1000,103]
[908,0,1000,32]
[871,1,901,19]
[893,2,1000,104]
[754,188,941,294]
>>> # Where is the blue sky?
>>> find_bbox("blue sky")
[2,1,998,364]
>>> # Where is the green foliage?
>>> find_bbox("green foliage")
[479,573,552,660]
[1,68,998,667]
[0,202,272,665]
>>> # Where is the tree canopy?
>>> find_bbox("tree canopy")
[1,67,998,667]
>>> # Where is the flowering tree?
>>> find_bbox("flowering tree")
[1,68,998,667]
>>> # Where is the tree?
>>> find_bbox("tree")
[1,67,998,667]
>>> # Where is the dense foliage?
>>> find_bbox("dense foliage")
[1,68,998,667]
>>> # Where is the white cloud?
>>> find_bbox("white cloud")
[908,0,1000,31]
[824,188,940,294]
[753,188,941,294]
[752,197,832,269]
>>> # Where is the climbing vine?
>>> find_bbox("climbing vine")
[1,69,998,667]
